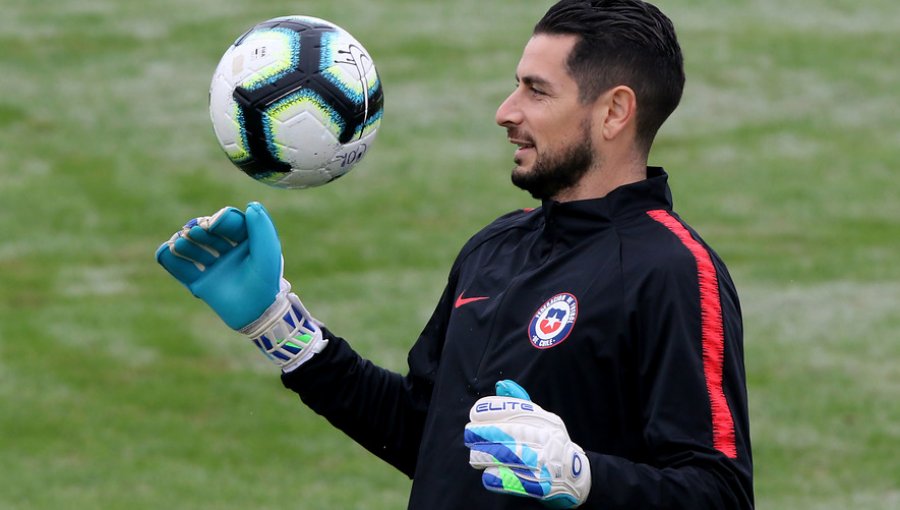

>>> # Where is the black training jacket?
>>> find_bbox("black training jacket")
[282,167,754,509]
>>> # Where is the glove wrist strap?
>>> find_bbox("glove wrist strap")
[239,288,328,372]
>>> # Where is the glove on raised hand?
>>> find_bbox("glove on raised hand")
[155,202,326,371]
[464,380,591,509]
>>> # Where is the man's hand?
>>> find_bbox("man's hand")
[156,202,281,329]
[464,380,591,509]
[155,202,326,370]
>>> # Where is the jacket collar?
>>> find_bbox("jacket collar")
[539,167,674,233]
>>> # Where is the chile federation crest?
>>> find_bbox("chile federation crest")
[528,293,578,349]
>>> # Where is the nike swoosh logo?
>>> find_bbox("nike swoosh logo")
[455,293,490,309]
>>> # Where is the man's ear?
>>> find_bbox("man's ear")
[595,85,637,141]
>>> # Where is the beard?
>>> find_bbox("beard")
[510,123,595,201]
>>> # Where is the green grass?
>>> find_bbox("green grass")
[1,0,898,508]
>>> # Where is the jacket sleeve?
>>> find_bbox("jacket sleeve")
[279,278,457,478]
[582,217,753,509]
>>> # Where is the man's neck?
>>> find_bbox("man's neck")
[553,155,647,202]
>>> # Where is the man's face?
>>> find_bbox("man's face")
[496,34,596,201]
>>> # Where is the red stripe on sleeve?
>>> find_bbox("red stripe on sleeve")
[646,209,738,459]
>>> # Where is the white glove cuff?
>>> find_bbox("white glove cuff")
[561,443,591,507]
[239,282,328,372]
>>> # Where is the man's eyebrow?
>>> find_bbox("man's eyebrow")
[517,75,553,89]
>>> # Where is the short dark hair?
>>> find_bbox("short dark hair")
[534,0,685,153]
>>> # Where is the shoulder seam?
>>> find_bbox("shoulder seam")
[453,208,539,270]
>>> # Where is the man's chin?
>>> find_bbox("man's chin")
[511,167,550,201]
[511,160,535,181]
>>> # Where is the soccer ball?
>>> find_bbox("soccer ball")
[209,16,384,189]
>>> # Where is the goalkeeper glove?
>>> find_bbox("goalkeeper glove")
[464,380,591,509]
[155,202,327,371]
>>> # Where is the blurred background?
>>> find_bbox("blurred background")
[1,0,897,508]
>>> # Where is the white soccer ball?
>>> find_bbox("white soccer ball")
[209,16,383,189]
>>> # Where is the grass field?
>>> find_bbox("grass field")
[1,0,898,508]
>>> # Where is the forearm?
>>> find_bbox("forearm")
[280,330,429,477]
[582,450,754,509]
[156,205,431,476]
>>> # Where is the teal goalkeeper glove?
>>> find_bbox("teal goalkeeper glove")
[464,380,591,509]
[155,202,327,371]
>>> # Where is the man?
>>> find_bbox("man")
[157,1,754,508]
